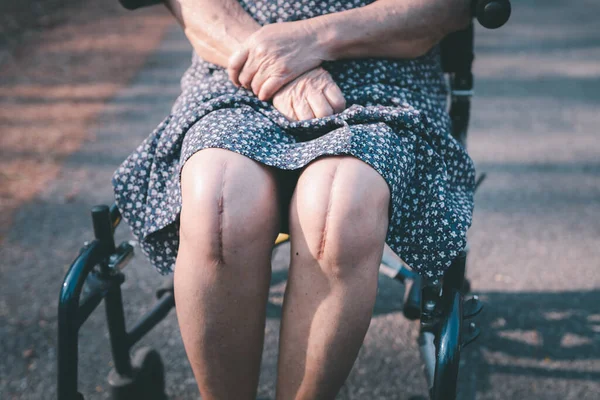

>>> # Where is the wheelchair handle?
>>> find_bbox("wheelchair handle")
[473,0,511,29]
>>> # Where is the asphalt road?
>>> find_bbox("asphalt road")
[1,1,599,399]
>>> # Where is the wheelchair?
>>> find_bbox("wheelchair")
[57,2,512,399]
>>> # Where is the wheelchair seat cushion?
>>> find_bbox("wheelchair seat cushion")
[111,0,476,280]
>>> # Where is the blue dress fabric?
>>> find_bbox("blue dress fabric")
[112,0,476,280]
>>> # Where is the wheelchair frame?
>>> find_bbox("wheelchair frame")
[57,2,511,398]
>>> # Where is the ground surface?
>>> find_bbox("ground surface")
[0,0,599,399]
[0,0,172,243]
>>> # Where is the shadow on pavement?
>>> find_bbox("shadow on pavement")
[265,252,600,397]
[470,290,600,393]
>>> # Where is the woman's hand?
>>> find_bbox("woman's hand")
[228,20,331,102]
[272,67,346,121]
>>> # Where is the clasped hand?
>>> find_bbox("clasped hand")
[227,21,346,121]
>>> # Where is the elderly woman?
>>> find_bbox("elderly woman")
[112,0,475,398]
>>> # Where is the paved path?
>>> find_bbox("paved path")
[1,1,599,399]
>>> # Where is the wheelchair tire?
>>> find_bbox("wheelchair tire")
[431,289,462,400]
[132,347,167,400]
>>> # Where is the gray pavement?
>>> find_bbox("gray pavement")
[1,0,599,399]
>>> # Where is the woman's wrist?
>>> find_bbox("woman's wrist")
[304,16,343,62]
[310,5,395,61]
[302,18,340,62]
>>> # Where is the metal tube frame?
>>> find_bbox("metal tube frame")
[414,250,469,400]
[58,18,491,400]
[57,206,175,400]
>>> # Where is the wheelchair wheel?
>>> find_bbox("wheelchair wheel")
[431,289,462,400]
[131,347,167,400]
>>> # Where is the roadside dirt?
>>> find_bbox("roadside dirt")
[0,0,174,242]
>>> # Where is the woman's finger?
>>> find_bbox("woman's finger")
[285,105,299,121]
[285,100,299,121]
[257,76,286,101]
[306,91,335,118]
[251,67,270,98]
[323,84,347,113]
[238,58,259,90]
[228,47,249,86]
[274,94,298,121]
[294,97,315,121]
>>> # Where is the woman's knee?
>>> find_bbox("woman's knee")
[179,148,281,262]
[290,156,390,277]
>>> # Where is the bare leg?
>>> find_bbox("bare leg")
[276,156,391,399]
[174,148,281,400]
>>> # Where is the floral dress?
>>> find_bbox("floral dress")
[112,0,476,280]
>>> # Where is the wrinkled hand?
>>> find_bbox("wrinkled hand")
[228,20,330,101]
[273,67,346,121]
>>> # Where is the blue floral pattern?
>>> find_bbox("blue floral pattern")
[112,0,475,280]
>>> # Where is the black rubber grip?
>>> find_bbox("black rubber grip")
[118,0,162,10]
[474,0,512,29]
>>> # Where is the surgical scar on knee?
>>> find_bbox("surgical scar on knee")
[317,164,339,261]
[217,162,227,264]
